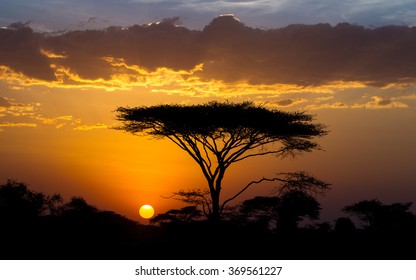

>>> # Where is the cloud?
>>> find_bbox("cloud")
[35,115,74,129]
[306,102,349,110]
[200,20,416,87]
[263,98,307,108]
[0,96,12,107]
[0,97,39,117]
[0,122,37,128]
[0,25,56,80]
[2,17,416,90]
[0,96,81,131]
[73,123,108,131]
[303,94,409,110]
[352,96,408,109]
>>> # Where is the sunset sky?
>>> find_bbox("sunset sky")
[1,0,416,223]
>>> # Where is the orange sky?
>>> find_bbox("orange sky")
[1,15,416,223]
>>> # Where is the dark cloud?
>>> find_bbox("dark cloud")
[40,19,202,79]
[273,99,297,107]
[377,98,392,106]
[200,20,416,86]
[160,17,182,26]
[0,23,56,80]
[2,16,416,87]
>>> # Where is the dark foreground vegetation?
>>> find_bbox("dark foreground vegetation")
[1,180,415,260]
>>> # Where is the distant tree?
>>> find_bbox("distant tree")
[61,196,98,214]
[116,101,328,221]
[45,194,64,216]
[239,195,280,230]
[343,199,416,232]
[0,180,62,220]
[240,190,322,233]
[276,190,321,232]
[150,206,203,225]
[163,188,212,218]
[334,217,356,234]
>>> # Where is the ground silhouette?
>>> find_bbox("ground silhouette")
[1,180,415,260]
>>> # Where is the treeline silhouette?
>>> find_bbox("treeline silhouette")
[1,180,415,260]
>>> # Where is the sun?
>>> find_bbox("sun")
[139,204,155,219]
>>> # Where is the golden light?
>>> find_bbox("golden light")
[139,204,155,219]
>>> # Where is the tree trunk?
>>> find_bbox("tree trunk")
[210,189,221,222]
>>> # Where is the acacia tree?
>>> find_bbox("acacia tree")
[115,101,328,221]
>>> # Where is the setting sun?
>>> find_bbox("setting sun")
[139,204,155,219]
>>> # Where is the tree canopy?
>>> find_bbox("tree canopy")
[116,101,327,153]
[115,101,328,221]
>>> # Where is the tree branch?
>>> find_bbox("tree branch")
[220,172,331,214]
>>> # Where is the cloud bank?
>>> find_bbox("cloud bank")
[2,15,416,90]
[1,14,416,118]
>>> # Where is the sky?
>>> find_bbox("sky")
[1,0,416,223]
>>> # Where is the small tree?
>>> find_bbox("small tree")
[115,101,328,221]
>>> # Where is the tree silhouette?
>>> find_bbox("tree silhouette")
[343,199,416,233]
[116,101,328,221]
[61,196,98,214]
[240,190,321,233]
[150,205,203,225]
[0,180,62,220]
[276,190,321,232]
[334,217,356,234]
[165,171,329,221]
[239,195,280,230]
[162,188,212,218]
